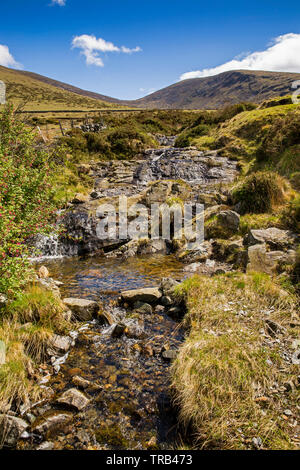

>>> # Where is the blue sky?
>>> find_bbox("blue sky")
[0,0,300,99]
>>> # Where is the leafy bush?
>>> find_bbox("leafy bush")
[175,124,211,148]
[232,171,289,214]
[0,105,55,295]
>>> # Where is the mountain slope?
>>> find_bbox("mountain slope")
[129,70,300,109]
[1,67,300,111]
[0,65,123,111]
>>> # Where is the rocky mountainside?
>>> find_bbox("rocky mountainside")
[2,66,300,110]
[130,70,300,109]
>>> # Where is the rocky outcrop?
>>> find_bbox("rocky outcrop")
[247,244,297,274]
[246,228,298,250]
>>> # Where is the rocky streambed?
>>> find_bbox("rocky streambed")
[13,255,188,450]
[6,140,298,450]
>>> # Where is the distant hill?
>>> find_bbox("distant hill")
[1,66,300,111]
[0,65,123,111]
[129,70,300,109]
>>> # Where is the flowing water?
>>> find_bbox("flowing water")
[26,254,188,450]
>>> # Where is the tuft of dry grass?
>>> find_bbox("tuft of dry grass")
[171,272,299,450]
[0,285,70,414]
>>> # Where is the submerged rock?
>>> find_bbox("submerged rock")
[63,298,99,321]
[72,376,92,390]
[31,411,73,435]
[56,388,90,411]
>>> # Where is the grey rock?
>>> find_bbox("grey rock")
[0,415,29,447]
[48,334,72,355]
[217,210,240,232]
[120,287,162,305]
[247,244,287,275]
[133,302,153,315]
[247,227,297,249]
[56,388,90,411]
[63,298,99,321]
[162,350,177,361]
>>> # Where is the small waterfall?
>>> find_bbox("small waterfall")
[30,233,64,260]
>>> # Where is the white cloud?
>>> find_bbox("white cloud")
[51,0,66,5]
[180,33,300,80]
[72,34,141,67]
[0,44,22,69]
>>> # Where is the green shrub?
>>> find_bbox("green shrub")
[0,105,56,295]
[232,171,289,214]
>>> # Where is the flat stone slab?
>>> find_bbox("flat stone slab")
[247,228,297,248]
[56,388,90,411]
[63,298,99,321]
[120,287,162,305]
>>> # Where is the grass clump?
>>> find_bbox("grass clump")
[0,285,70,413]
[280,194,300,232]
[232,171,289,214]
[171,272,299,450]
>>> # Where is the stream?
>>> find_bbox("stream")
[21,254,188,450]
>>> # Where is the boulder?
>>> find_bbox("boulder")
[217,210,240,232]
[160,278,180,297]
[0,415,29,447]
[246,228,297,249]
[144,180,172,205]
[120,287,162,305]
[56,388,90,411]
[133,302,153,315]
[63,298,99,321]
[48,334,72,355]
[247,244,288,274]
[31,411,73,434]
